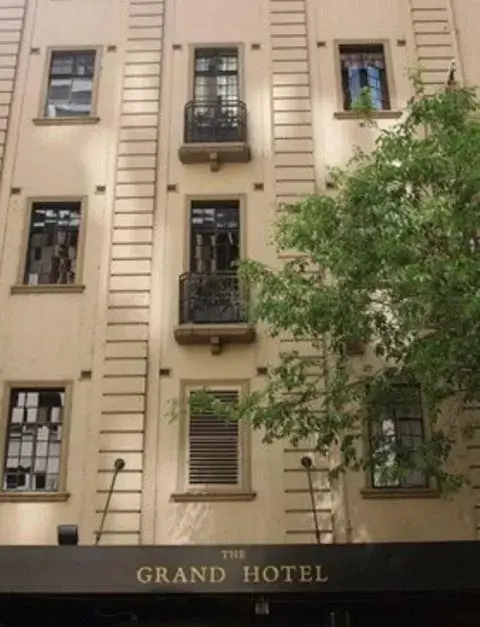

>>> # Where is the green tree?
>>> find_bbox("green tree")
[189,84,480,492]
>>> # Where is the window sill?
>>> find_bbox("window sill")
[11,284,85,295]
[361,487,440,500]
[33,116,100,126]
[334,110,403,120]
[0,491,70,503]
[171,491,257,503]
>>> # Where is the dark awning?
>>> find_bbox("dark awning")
[0,541,479,596]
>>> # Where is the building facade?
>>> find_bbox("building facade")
[0,0,479,555]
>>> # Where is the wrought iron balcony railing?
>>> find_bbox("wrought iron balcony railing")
[183,99,248,144]
[179,272,249,325]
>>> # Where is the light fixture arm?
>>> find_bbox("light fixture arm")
[300,456,321,544]
[95,457,126,545]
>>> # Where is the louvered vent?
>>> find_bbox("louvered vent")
[188,390,239,485]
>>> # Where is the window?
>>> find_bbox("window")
[179,200,244,325]
[23,201,82,286]
[194,48,239,103]
[369,384,428,489]
[187,389,240,486]
[339,44,390,110]
[190,200,240,274]
[2,387,65,492]
[178,200,248,327]
[44,50,97,118]
[185,48,245,143]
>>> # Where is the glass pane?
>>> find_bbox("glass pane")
[70,78,93,105]
[26,392,38,407]
[50,54,75,75]
[45,476,59,491]
[195,56,210,73]
[11,407,23,423]
[404,468,428,487]
[51,407,61,423]
[74,53,95,77]
[373,466,399,488]
[219,55,237,72]
[46,52,95,117]
[194,49,238,101]
[371,417,398,487]
[49,443,61,459]
[381,418,395,437]
[47,458,60,474]
[25,202,81,285]
[370,383,426,489]
[26,408,37,423]
[39,390,62,407]
[34,457,47,472]
[3,388,65,492]
[410,421,423,436]
[47,79,71,100]
[37,425,49,442]
[7,441,20,458]
[34,473,46,490]
[340,45,388,111]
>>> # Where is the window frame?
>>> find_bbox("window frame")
[187,43,245,102]
[14,196,87,293]
[183,195,246,274]
[0,381,73,500]
[333,40,398,117]
[176,380,252,496]
[189,199,241,274]
[363,383,438,496]
[36,46,102,124]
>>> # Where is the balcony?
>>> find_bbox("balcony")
[178,99,251,171]
[174,272,256,354]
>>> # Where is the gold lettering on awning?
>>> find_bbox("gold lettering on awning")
[136,563,328,586]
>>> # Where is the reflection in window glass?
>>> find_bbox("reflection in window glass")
[339,44,390,111]
[194,48,238,103]
[24,201,81,286]
[3,388,65,492]
[370,384,428,488]
[190,200,239,274]
[45,50,96,117]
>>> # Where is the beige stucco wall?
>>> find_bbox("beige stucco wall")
[0,0,126,544]
[0,0,477,547]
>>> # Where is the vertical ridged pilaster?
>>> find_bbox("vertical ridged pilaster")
[269,0,333,543]
[96,0,164,545]
[0,0,27,180]
[410,0,460,92]
[283,445,333,544]
[270,0,315,207]
[410,3,476,527]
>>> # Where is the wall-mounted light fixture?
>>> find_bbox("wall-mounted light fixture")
[301,455,321,544]
[57,524,79,546]
[95,457,126,545]
[254,597,270,615]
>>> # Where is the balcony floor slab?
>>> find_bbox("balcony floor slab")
[174,323,256,353]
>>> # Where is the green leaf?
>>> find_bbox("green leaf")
[168,81,480,494]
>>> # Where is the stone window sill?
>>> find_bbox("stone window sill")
[33,116,100,126]
[334,110,403,120]
[171,491,256,503]
[0,491,70,503]
[361,487,440,500]
[11,284,85,295]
